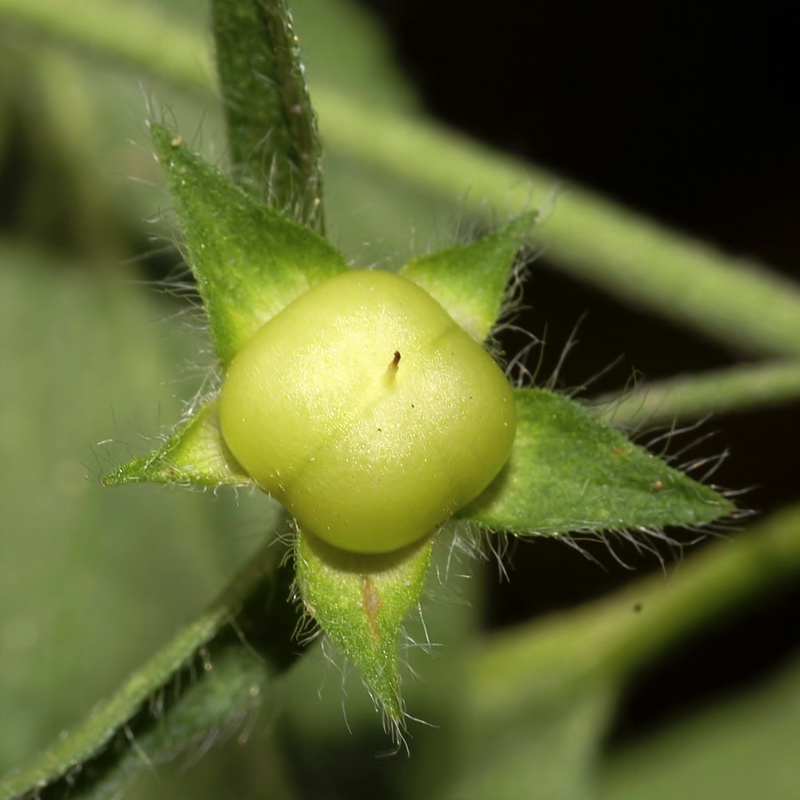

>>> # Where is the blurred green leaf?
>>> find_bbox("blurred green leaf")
[0,537,297,800]
[599,656,800,800]
[290,0,418,111]
[444,506,800,800]
[442,685,616,800]
[6,0,800,357]
[0,244,272,772]
[1,1,798,799]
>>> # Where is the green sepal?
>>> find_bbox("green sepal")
[399,212,536,342]
[211,0,324,228]
[460,388,734,534]
[102,398,253,488]
[295,528,433,724]
[150,122,347,366]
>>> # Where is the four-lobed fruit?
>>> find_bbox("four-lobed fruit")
[219,269,516,553]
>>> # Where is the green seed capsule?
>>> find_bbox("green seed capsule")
[219,270,516,553]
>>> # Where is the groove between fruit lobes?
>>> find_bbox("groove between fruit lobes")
[219,270,516,553]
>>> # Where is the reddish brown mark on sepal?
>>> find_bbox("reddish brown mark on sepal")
[361,576,382,641]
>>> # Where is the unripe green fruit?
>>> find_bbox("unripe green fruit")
[219,270,516,553]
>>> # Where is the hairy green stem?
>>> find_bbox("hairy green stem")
[211,0,325,228]
[2,0,800,358]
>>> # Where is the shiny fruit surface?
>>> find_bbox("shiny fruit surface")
[219,270,516,553]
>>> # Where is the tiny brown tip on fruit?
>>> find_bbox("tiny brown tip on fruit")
[384,351,401,387]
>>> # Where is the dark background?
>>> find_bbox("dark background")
[359,0,799,743]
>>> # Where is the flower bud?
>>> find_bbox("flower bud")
[219,270,515,553]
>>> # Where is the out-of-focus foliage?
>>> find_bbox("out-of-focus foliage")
[0,0,466,781]
[0,1,798,799]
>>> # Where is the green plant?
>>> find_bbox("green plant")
[218,268,517,554]
[0,1,798,799]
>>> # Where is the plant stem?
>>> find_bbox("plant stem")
[211,0,325,227]
[3,0,800,357]
[0,0,210,92]
[315,90,800,358]
[592,503,800,681]
[471,504,800,717]
[590,359,800,427]
[0,536,299,800]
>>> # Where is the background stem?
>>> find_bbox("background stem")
[2,0,800,358]
[590,359,800,427]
